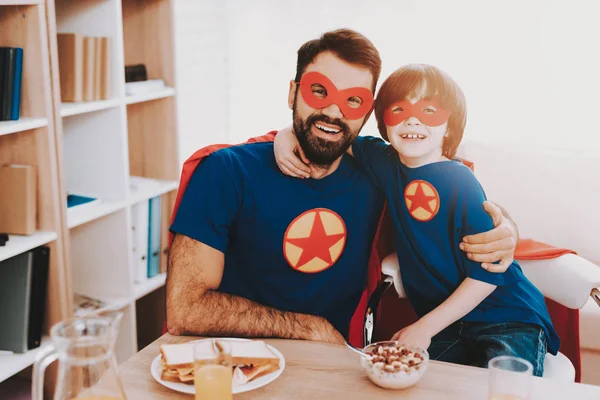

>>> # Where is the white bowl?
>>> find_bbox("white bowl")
[360,341,429,389]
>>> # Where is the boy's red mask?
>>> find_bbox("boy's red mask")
[383,96,451,127]
[298,72,374,120]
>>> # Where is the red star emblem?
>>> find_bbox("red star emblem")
[404,180,440,222]
[283,208,347,273]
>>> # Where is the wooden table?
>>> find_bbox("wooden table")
[117,333,600,399]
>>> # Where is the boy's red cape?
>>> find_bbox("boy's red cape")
[167,131,581,382]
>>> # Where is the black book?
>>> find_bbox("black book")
[0,246,50,353]
[27,246,50,349]
[125,64,147,83]
[0,49,5,117]
[0,47,16,121]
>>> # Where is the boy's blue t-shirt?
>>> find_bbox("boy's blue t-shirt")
[169,142,384,337]
[352,136,560,355]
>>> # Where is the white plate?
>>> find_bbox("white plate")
[150,338,285,395]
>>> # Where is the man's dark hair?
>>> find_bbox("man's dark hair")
[294,29,382,92]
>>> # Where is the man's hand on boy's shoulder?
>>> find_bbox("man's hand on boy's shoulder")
[460,201,518,273]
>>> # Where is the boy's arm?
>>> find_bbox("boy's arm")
[393,278,496,346]
[393,167,521,348]
[274,125,311,178]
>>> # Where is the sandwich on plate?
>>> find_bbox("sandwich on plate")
[159,339,280,387]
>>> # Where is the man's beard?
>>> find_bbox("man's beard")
[292,99,360,168]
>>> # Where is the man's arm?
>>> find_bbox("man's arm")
[460,201,519,273]
[166,234,345,344]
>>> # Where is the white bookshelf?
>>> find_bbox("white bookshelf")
[0,336,51,383]
[0,1,69,387]
[0,231,57,263]
[0,118,48,137]
[46,0,181,369]
[134,272,166,300]
[60,98,121,117]
[0,0,179,387]
[128,176,178,205]
[67,199,126,229]
[0,0,43,5]
[124,86,176,105]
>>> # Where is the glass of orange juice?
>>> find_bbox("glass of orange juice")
[488,356,533,400]
[194,340,233,400]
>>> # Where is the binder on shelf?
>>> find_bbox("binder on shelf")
[160,194,170,274]
[0,164,37,235]
[131,200,149,284]
[0,47,16,121]
[147,196,161,278]
[10,47,23,121]
[0,245,50,353]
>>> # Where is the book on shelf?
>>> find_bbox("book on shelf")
[148,196,161,278]
[0,233,8,247]
[0,47,23,121]
[57,33,112,102]
[125,64,147,83]
[131,200,149,284]
[0,164,37,236]
[0,245,50,353]
[131,196,163,284]
[66,193,101,209]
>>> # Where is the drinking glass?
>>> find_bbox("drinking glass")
[488,356,533,400]
[194,340,233,400]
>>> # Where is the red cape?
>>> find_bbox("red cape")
[168,131,581,382]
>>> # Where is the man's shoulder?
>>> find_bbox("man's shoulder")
[198,142,274,170]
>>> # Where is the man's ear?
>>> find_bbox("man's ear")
[288,80,297,110]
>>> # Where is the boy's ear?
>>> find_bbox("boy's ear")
[288,80,297,110]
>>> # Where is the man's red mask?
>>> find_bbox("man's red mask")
[298,72,374,120]
[383,96,451,127]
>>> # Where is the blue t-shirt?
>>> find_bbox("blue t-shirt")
[170,142,384,336]
[352,136,560,355]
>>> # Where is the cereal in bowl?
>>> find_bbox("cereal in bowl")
[360,341,428,389]
[365,343,424,373]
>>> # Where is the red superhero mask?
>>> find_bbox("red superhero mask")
[298,72,374,120]
[383,96,451,127]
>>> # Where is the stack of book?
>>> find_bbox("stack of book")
[57,33,111,102]
[131,195,162,284]
[0,47,24,121]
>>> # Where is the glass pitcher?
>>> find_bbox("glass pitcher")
[32,316,127,400]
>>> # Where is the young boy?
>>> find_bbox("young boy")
[274,63,559,376]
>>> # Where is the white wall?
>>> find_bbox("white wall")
[172,0,230,170]
[172,0,600,260]
[223,0,600,153]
